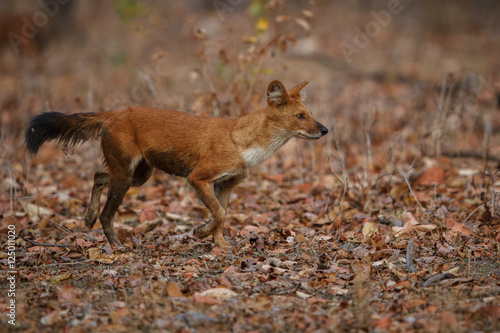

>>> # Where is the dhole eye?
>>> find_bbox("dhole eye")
[296,114,305,119]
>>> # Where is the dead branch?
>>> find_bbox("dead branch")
[43,259,94,268]
[423,273,450,287]
[441,150,500,163]
[406,238,417,273]
[397,166,432,221]
[26,239,72,248]
[269,282,301,295]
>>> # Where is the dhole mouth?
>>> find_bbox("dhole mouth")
[296,131,323,140]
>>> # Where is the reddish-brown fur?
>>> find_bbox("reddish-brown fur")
[25,80,328,248]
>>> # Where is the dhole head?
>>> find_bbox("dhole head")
[266,80,328,139]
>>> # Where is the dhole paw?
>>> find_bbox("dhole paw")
[103,228,123,248]
[193,225,212,239]
[83,213,98,229]
[213,235,229,249]
[214,239,229,249]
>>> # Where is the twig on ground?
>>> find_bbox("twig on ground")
[423,273,449,287]
[406,238,417,273]
[26,239,72,248]
[49,219,72,234]
[441,150,500,163]
[43,259,94,268]
[463,204,484,223]
[397,166,432,221]
[269,282,300,295]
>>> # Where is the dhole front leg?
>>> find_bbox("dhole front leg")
[188,176,228,248]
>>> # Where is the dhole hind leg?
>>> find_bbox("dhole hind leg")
[97,132,138,246]
[98,159,153,246]
[84,171,109,229]
[99,177,131,246]
[94,158,152,246]
[131,159,153,187]
[83,159,150,231]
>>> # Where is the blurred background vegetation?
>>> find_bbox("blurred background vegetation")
[0,0,499,174]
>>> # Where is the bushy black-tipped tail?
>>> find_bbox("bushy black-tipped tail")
[25,111,110,155]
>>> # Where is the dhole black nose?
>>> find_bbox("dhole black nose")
[320,126,328,136]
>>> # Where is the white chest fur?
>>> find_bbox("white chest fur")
[241,136,290,168]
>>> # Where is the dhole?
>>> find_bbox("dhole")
[25,80,328,248]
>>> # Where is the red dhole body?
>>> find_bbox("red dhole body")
[25,80,328,248]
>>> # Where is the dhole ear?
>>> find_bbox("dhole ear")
[266,80,289,106]
[289,81,308,101]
